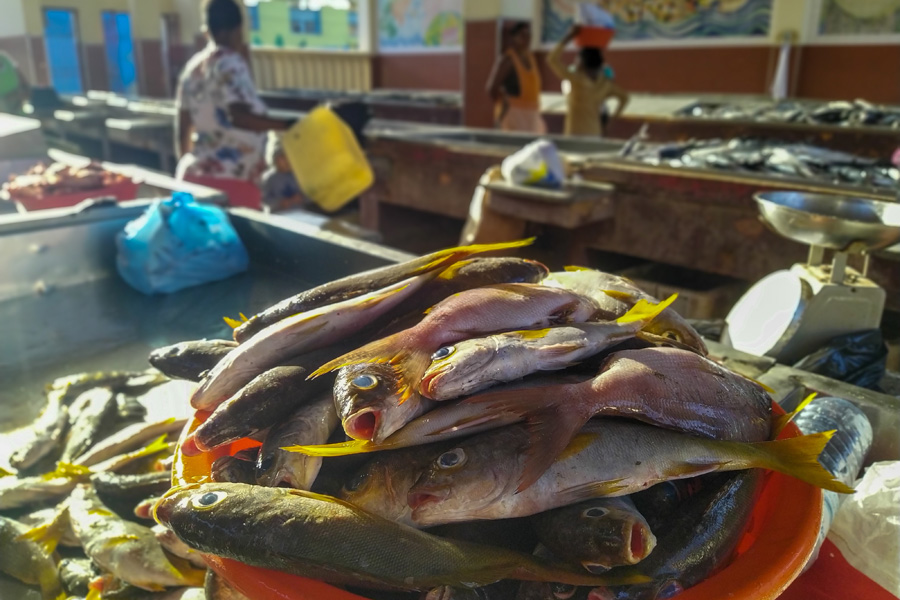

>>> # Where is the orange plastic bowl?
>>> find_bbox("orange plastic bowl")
[575,26,615,49]
[172,403,822,600]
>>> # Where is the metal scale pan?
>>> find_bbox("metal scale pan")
[724,191,900,363]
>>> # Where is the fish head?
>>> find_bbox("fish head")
[420,339,499,399]
[335,363,415,442]
[565,499,657,570]
[441,257,550,285]
[153,483,253,548]
[640,317,708,356]
[407,428,524,526]
[339,456,399,518]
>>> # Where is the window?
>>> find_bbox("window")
[290,8,322,35]
[248,5,260,31]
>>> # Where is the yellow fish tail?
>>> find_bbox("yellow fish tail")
[19,506,69,556]
[282,439,381,457]
[752,430,855,494]
[772,392,817,438]
[417,239,535,274]
[616,294,678,326]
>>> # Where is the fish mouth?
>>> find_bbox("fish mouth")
[344,409,381,441]
[407,486,449,511]
[625,520,656,563]
[152,484,200,526]
[419,364,450,398]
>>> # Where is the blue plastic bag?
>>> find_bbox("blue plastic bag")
[116,192,249,295]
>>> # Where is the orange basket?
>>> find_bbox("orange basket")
[575,26,615,49]
[172,403,822,600]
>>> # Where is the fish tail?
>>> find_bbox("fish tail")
[771,392,817,438]
[41,462,92,480]
[223,314,248,329]
[751,431,855,494]
[418,239,535,274]
[282,439,382,457]
[19,506,69,556]
[461,385,588,492]
[615,294,678,326]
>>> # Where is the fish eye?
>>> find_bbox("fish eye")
[663,331,682,342]
[582,506,609,519]
[550,583,576,599]
[431,346,455,361]
[191,491,227,510]
[256,455,274,474]
[437,448,466,470]
[352,374,378,390]
[344,470,369,493]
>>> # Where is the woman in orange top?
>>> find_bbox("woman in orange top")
[486,22,546,134]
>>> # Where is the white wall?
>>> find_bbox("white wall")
[0,0,27,39]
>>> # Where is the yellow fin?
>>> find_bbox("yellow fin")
[87,508,114,517]
[86,590,102,600]
[282,439,380,457]
[517,328,552,340]
[772,393,817,438]
[752,430,855,494]
[557,432,601,462]
[0,467,12,477]
[106,534,141,547]
[42,462,91,480]
[564,265,593,272]
[223,316,243,329]
[750,377,776,394]
[616,294,677,326]
[417,239,535,275]
[436,259,475,280]
[602,289,635,302]
[19,506,69,555]
[555,479,630,505]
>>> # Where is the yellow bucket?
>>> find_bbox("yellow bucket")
[283,106,374,213]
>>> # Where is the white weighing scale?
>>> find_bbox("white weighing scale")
[723,191,900,364]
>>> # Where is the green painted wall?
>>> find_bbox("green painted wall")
[250,3,358,49]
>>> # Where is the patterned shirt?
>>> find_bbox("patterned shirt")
[176,45,267,182]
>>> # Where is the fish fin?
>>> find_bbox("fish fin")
[282,439,380,457]
[634,331,698,353]
[42,462,91,480]
[564,265,593,272]
[772,392,817,438]
[517,328,552,340]
[19,505,69,556]
[539,342,587,359]
[86,591,102,600]
[436,259,475,280]
[223,316,243,329]
[0,467,12,477]
[602,289,636,302]
[553,479,630,505]
[616,295,677,326]
[415,239,535,277]
[751,431,855,494]
[749,377,776,394]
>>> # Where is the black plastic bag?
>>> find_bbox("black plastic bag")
[793,329,887,390]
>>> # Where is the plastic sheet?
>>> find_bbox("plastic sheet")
[792,329,887,390]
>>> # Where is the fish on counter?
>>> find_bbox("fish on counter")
[0,463,91,511]
[419,297,675,401]
[9,388,70,472]
[531,497,656,573]
[149,339,237,382]
[153,483,645,591]
[90,471,173,520]
[90,436,175,474]
[61,388,120,464]
[18,507,80,548]
[58,557,98,598]
[406,419,851,527]
[0,515,63,600]
[75,418,187,467]
[255,394,339,489]
[233,240,536,342]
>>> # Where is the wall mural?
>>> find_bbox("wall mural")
[378,0,463,49]
[817,0,900,35]
[541,0,773,44]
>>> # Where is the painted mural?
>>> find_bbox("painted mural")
[818,0,900,35]
[378,0,463,49]
[542,0,773,44]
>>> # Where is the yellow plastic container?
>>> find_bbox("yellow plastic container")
[283,106,374,212]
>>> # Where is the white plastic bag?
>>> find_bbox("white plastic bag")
[828,461,900,597]
[576,3,615,28]
[500,139,565,189]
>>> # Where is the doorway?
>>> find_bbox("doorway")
[102,11,138,96]
[43,9,83,94]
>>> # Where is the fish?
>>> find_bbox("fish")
[233,240,536,342]
[191,274,437,412]
[593,471,763,599]
[75,418,186,467]
[91,436,175,474]
[61,388,119,463]
[542,269,706,356]
[0,515,63,600]
[255,394,338,489]
[311,284,606,408]
[48,371,158,405]
[63,484,204,591]
[58,558,98,598]
[205,570,251,600]
[405,419,852,527]
[9,388,69,471]
[153,483,645,590]
[531,498,656,573]
[149,339,237,382]
[211,456,258,485]
[339,443,453,527]
[419,297,675,401]
[91,471,173,520]
[152,524,207,570]
[0,463,91,511]
[18,508,80,548]
[335,363,437,442]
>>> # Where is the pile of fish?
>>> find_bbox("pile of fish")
[0,371,252,599]
[135,241,850,600]
[674,99,900,129]
[621,137,899,189]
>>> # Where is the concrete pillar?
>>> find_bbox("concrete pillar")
[461,0,501,128]
[358,0,377,54]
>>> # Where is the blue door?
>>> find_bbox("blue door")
[44,9,83,94]
[102,11,137,96]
